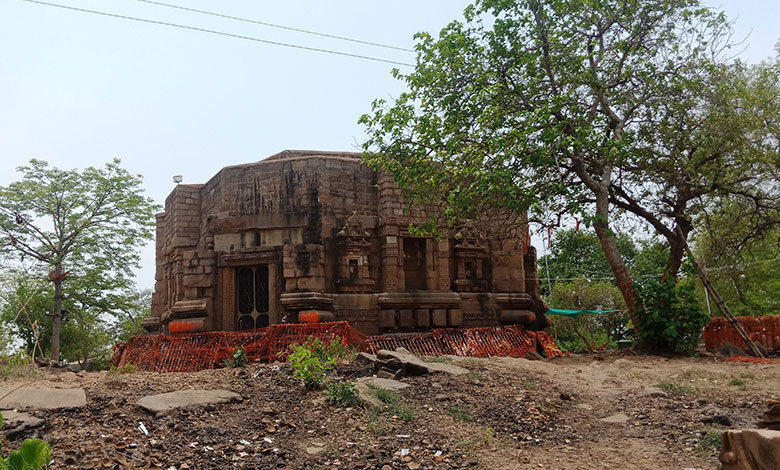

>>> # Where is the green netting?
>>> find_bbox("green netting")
[547,308,618,318]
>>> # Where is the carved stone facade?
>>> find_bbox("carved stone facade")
[146,150,549,336]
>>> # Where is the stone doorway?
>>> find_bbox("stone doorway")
[403,238,427,290]
[236,265,271,330]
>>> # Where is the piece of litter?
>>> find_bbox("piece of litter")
[137,421,149,436]
[434,451,442,457]
[400,449,410,457]
[263,437,273,444]
[239,439,250,446]
[252,369,263,378]
[397,434,411,439]
[189,442,199,448]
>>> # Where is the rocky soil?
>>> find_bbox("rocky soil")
[1,351,778,469]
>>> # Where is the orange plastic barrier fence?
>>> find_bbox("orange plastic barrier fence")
[111,321,563,373]
[703,315,780,352]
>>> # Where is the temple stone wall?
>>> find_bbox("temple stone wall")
[146,150,548,336]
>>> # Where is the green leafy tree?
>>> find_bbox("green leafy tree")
[360,0,779,346]
[0,268,149,366]
[539,229,637,291]
[696,202,780,316]
[0,159,158,362]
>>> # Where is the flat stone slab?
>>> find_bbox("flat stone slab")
[137,389,242,417]
[377,348,467,376]
[354,377,410,408]
[0,387,86,410]
[0,410,45,438]
[600,413,630,423]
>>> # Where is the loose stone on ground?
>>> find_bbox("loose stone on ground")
[0,410,45,438]
[0,386,86,410]
[136,389,242,416]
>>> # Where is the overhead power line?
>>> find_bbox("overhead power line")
[21,0,415,67]
[131,0,415,53]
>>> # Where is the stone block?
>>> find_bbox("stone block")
[183,273,211,288]
[379,310,396,328]
[414,309,430,328]
[398,309,414,328]
[432,309,447,327]
[447,309,463,326]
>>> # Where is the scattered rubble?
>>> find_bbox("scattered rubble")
[371,348,468,378]
[758,400,780,430]
[0,351,773,469]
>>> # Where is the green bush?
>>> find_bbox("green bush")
[0,412,50,470]
[286,336,347,389]
[635,279,709,354]
[326,381,360,407]
[224,345,248,368]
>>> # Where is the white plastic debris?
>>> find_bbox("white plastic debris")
[239,439,250,446]
[397,434,411,439]
[400,449,410,457]
[263,437,274,444]
[434,450,443,457]
[137,421,149,436]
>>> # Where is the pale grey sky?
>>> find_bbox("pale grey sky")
[1,0,777,289]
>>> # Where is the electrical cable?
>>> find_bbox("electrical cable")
[131,0,415,53]
[21,0,415,67]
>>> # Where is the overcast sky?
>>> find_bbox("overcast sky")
[1,0,777,290]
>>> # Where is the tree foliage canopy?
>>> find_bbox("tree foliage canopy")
[0,159,158,361]
[360,0,780,342]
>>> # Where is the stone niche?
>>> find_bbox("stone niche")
[335,211,374,293]
[452,222,489,292]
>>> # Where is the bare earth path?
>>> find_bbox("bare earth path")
[1,352,777,469]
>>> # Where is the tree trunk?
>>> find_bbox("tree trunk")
[591,188,641,340]
[51,263,63,362]
[664,218,692,280]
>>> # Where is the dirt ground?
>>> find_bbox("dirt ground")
[2,351,778,469]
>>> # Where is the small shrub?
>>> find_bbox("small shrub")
[656,380,694,394]
[728,378,744,386]
[635,278,709,354]
[224,346,248,368]
[365,407,389,436]
[286,336,347,389]
[108,363,138,375]
[366,386,415,423]
[326,381,360,407]
[483,426,493,446]
[0,412,51,470]
[447,405,472,422]
[696,430,722,454]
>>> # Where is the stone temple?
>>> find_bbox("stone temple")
[145,150,549,335]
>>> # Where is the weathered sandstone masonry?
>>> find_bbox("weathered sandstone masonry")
[146,150,549,335]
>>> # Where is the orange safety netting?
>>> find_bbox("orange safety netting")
[703,315,780,352]
[111,321,563,373]
[366,326,562,359]
[724,355,774,364]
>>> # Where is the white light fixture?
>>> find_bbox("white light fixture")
[172,175,183,184]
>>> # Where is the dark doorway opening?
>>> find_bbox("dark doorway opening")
[236,265,270,330]
[403,238,427,290]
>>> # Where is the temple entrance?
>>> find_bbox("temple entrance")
[403,238,427,290]
[236,265,270,330]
